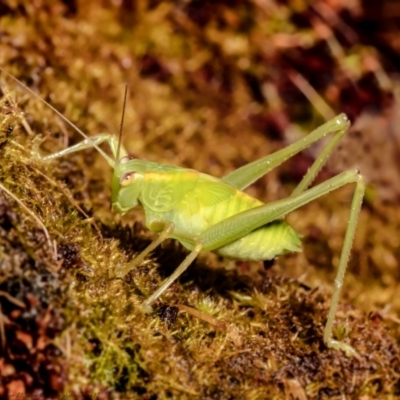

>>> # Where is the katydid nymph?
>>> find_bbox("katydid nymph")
[2,68,365,357]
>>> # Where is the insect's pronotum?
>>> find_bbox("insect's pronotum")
[1,68,365,357]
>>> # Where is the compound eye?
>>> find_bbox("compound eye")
[120,172,136,186]
[120,155,133,164]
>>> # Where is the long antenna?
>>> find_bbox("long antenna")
[0,67,115,167]
[115,83,129,167]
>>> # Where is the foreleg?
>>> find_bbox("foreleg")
[33,133,127,167]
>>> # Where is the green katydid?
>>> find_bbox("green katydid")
[1,68,365,357]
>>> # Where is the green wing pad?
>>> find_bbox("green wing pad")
[194,180,237,208]
[166,178,239,239]
[142,170,199,213]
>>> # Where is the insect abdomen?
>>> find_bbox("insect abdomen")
[171,177,302,261]
[215,220,301,261]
